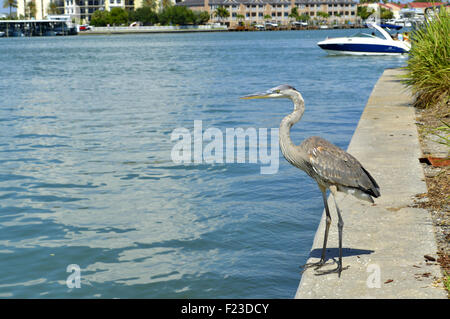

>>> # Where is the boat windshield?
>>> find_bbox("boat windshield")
[351,27,392,40]
[350,32,378,38]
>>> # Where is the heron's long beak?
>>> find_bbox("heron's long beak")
[240,92,273,100]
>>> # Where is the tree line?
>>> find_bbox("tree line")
[90,5,211,27]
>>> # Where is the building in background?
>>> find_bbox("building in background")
[178,0,357,27]
[17,0,69,20]
[350,2,444,25]
[402,1,444,20]
[16,0,177,23]
[382,3,406,20]
[13,1,449,25]
[358,2,406,20]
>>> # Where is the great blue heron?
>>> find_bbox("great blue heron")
[241,84,380,277]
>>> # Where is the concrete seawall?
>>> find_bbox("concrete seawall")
[295,68,446,299]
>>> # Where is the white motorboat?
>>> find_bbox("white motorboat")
[317,23,411,55]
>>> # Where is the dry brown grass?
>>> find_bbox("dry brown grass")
[415,101,450,297]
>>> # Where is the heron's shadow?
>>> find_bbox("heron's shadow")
[309,247,374,260]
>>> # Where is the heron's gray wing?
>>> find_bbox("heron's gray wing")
[300,136,380,197]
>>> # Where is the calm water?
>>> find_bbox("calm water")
[0,30,406,298]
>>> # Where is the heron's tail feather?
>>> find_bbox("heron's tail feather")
[338,186,375,203]
[360,166,380,198]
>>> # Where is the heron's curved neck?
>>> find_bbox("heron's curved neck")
[279,92,305,161]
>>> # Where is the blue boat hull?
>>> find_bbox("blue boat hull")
[318,43,408,54]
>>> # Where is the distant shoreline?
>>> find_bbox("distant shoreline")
[77,24,365,36]
[78,29,228,35]
[0,22,366,38]
[78,25,228,35]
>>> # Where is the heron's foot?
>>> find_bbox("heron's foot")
[299,259,328,273]
[315,263,349,277]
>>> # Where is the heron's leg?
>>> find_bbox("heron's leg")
[300,187,331,271]
[319,188,332,265]
[332,187,344,277]
[316,186,347,277]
